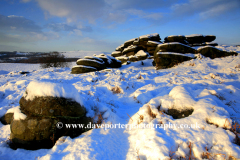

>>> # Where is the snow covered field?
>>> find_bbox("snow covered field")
[0,45,240,160]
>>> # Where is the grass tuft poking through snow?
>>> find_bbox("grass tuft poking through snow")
[111,86,122,94]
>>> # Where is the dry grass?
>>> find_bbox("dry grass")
[136,149,140,160]
[137,74,143,79]
[235,64,240,69]
[189,62,195,66]
[111,86,122,94]
[50,133,55,146]
[225,100,236,107]
[187,142,195,160]
[126,113,133,122]
[120,77,126,81]
[169,149,176,160]
[210,92,226,101]
[91,108,107,128]
[134,96,140,103]
[137,113,144,124]
[206,119,219,128]
[148,105,156,119]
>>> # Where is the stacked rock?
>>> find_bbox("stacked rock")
[164,34,217,47]
[112,33,237,69]
[154,34,237,69]
[71,53,122,74]
[111,33,162,63]
[153,42,197,69]
[0,82,91,150]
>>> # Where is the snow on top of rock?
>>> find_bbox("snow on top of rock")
[124,45,137,49]
[111,51,121,54]
[206,42,217,44]
[185,34,203,37]
[156,52,196,58]
[204,35,215,37]
[136,50,149,56]
[168,86,195,110]
[84,56,104,62]
[77,58,105,64]
[116,56,128,60]
[160,42,193,48]
[23,81,83,105]
[124,38,137,44]
[95,54,117,64]
[139,33,159,39]
[72,65,97,69]
[123,45,137,52]
[167,35,185,37]
[7,106,27,120]
[147,41,162,45]
[197,45,218,51]
[129,55,137,58]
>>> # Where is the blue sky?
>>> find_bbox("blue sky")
[0,0,240,52]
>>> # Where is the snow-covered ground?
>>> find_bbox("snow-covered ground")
[0,45,240,160]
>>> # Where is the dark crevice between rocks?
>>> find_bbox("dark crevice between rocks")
[165,108,194,119]
[0,113,14,125]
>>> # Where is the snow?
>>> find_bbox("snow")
[0,63,40,72]
[95,54,121,64]
[157,52,196,58]
[185,34,203,38]
[135,50,148,56]
[159,42,194,48]
[167,35,185,37]
[72,65,97,70]
[0,45,240,159]
[139,33,159,39]
[122,45,137,53]
[197,45,217,51]
[76,58,105,64]
[6,106,27,120]
[147,41,162,45]
[124,38,137,44]
[23,81,83,106]
[111,51,121,55]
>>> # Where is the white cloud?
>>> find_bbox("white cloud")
[0,31,59,44]
[72,29,82,36]
[199,2,239,19]
[171,0,240,19]
[35,0,170,24]
[143,13,163,20]
[104,0,178,10]
[78,37,95,43]
[21,0,31,3]
[0,14,60,45]
[36,0,106,24]
[0,14,42,33]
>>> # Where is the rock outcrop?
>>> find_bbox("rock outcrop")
[112,33,238,69]
[1,82,92,150]
[112,33,162,64]
[71,54,121,74]
[197,46,238,59]
[154,52,195,69]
